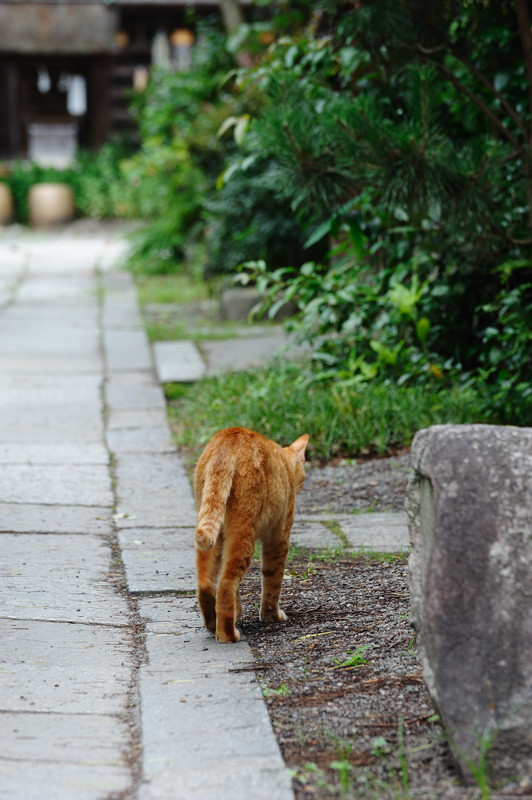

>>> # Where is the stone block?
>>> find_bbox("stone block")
[118,528,196,593]
[113,453,196,528]
[104,329,153,372]
[0,503,112,535]
[0,463,113,506]
[153,340,206,383]
[220,286,296,322]
[136,597,294,800]
[201,334,287,377]
[105,372,167,412]
[407,424,532,783]
[106,426,175,454]
[340,512,409,552]
[0,618,133,714]
[0,534,128,624]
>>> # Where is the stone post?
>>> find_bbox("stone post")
[406,424,532,784]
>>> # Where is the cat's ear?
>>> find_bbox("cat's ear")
[289,434,308,462]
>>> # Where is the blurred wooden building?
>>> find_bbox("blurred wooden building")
[0,0,230,162]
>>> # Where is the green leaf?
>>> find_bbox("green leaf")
[304,219,333,249]
[416,317,430,345]
[370,340,402,365]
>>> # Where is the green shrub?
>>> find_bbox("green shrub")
[75,141,136,218]
[203,157,325,278]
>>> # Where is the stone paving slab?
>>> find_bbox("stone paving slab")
[201,333,288,377]
[0,443,109,466]
[118,528,195,593]
[102,299,144,329]
[292,511,409,552]
[0,231,138,800]
[1,618,133,714]
[105,372,167,412]
[107,408,169,430]
[138,759,292,800]
[0,534,129,624]
[0,761,131,800]
[153,340,206,383]
[137,597,294,800]
[19,238,124,271]
[0,352,103,375]
[107,425,175,455]
[0,711,130,763]
[0,248,27,272]
[290,518,341,549]
[15,276,96,302]
[339,511,409,551]
[104,329,153,372]
[113,452,196,528]
[0,403,104,446]
[102,275,144,329]
[0,504,112,535]
[0,464,113,506]
[0,303,99,327]
[0,372,102,400]
[101,268,137,292]
[0,322,100,358]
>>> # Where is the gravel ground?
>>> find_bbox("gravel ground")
[238,455,531,800]
[296,452,411,516]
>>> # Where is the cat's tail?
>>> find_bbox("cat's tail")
[194,461,235,551]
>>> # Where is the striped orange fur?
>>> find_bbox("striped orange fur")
[194,427,308,643]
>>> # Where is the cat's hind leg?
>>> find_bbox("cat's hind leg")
[260,532,289,623]
[196,535,223,633]
[215,531,254,643]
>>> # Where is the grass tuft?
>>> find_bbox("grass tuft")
[165,359,487,462]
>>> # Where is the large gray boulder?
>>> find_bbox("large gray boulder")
[406,424,532,784]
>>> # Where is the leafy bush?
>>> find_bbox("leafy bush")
[203,157,324,278]
[240,252,443,387]
[75,142,136,218]
[120,138,205,271]
[476,274,532,425]
[214,2,532,423]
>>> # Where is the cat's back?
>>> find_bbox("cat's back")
[196,426,290,489]
[199,426,277,472]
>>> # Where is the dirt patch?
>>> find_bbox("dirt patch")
[237,456,530,800]
[297,452,411,516]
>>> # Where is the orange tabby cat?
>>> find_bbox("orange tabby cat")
[194,427,308,643]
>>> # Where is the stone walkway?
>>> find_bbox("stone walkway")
[0,228,408,799]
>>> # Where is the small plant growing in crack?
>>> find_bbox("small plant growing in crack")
[333,644,371,668]
[261,682,291,698]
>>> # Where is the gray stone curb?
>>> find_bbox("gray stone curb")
[103,270,296,799]
[136,597,294,800]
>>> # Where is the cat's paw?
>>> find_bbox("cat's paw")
[216,627,240,643]
[260,607,287,623]
[216,614,241,642]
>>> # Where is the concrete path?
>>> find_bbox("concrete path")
[0,227,408,799]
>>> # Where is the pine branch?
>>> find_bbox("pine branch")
[422,56,521,150]
[450,49,527,140]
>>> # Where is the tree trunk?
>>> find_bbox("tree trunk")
[514,0,532,230]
